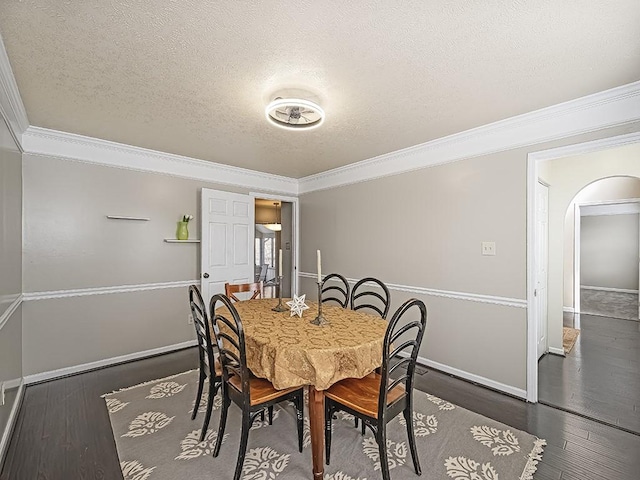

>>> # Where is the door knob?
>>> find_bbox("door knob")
[203,273,209,278]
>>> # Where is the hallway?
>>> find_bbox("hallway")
[539,313,640,435]
[581,288,639,321]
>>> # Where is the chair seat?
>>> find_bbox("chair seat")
[228,375,301,406]
[325,373,405,419]
[204,354,223,377]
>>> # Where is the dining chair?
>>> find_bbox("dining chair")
[350,277,391,320]
[324,298,428,480]
[188,285,222,442]
[225,281,264,302]
[321,273,350,308]
[210,293,305,480]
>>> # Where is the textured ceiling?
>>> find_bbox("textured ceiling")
[0,1,639,178]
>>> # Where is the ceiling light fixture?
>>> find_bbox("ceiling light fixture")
[265,98,325,130]
[264,202,282,231]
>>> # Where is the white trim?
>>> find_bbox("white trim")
[0,31,28,147]
[0,294,22,331]
[526,130,640,405]
[529,130,640,162]
[299,272,526,308]
[563,306,575,313]
[581,201,640,216]
[250,193,300,296]
[0,380,24,466]
[22,280,198,301]
[548,347,566,356]
[22,126,299,196]
[415,355,527,399]
[23,340,197,385]
[574,203,581,326]
[299,82,640,194]
[581,285,639,294]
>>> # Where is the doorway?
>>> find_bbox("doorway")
[531,161,640,433]
[252,193,299,299]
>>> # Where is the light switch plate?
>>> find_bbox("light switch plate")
[482,241,496,256]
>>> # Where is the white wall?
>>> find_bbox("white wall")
[581,213,639,291]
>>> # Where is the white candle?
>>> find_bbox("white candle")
[317,249,322,283]
[278,248,283,276]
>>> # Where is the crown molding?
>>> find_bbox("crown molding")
[0,32,28,148]
[22,126,299,195]
[298,81,640,194]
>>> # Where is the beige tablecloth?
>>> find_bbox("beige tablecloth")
[215,298,388,390]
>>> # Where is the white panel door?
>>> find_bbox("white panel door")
[536,182,549,359]
[200,188,255,306]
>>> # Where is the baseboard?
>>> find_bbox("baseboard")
[563,306,575,313]
[581,285,639,294]
[398,351,527,399]
[0,380,24,469]
[548,347,565,356]
[23,339,197,385]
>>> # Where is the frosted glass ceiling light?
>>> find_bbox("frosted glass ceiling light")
[264,202,282,231]
[265,98,325,130]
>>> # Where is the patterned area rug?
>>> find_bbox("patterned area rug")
[562,327,580,354]
[103,371,545,480]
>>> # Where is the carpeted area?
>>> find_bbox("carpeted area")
[581,288,639,321]
[562,327,580,354]
[104,370,545,480]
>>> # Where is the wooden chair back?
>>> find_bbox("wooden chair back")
[377,298,427,421]
[209,293,251,405]
[350,277,391,319]
[321,273,350,308]
[189,285,217,377]
[225,281,263,302]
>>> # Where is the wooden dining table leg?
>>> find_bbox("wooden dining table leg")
[308,386,325,480]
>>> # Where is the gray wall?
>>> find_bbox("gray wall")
[21,154,254,376]
[0,115,22,451]
[300,123,640,392]
[581,214,639,290]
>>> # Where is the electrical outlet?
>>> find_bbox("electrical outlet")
[0,382,5,406]
[482,241,496,256]
[188,313,194,325]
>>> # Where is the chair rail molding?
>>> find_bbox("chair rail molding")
[298,81,640,194]
[22,126,299,196]
[299,272,526,309]
[0,294,22,331]
[22,280,199,301]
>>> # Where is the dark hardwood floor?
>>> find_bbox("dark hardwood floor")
[2,347,640,479]
[538,313,640,435]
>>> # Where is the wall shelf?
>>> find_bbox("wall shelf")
[164,239,201,243]
[106,215,150,221]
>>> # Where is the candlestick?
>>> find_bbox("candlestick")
[271,275,287,312]
[317,249,322,283]
[278,248,283,276]
[310,281,329,326]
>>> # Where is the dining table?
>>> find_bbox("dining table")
[215,297,388,480]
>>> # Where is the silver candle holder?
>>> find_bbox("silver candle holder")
[310,281,329,326]
[271,275,288,312]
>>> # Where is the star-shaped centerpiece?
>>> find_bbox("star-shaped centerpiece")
[286,294,310,318]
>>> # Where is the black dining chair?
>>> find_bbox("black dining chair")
[350,277,391,320]
[321,273,350,308]
[188,285,222,442]
[324,298,428,480]
[210,293,305,480]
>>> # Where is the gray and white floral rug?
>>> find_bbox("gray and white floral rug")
[103,370,545,480]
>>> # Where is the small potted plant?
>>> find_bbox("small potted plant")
[177,214,193,240]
